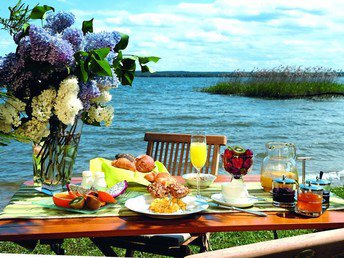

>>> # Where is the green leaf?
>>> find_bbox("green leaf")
[114,32,129,52]
[29,5,54,20]
[140,64,154,73]
[138,56,160,64]
[112,51,123,69]
[22,22,29,32]
[90,59,112,76]
[82,18,93,35]
[122,58,136,71]
[124,55,138,61]
[79,60,88,82]
[114,68,123,81]
[79,51,89,57]
[121,71,135,86]
[92,47,110,60]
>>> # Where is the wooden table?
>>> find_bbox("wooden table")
[0,175,343,242]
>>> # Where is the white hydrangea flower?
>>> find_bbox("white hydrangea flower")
[91,90,112,103]
[54,76,83,125]
[0,123,12,133]
[0,97,26,132]
[88,105,114,127]
[16,118,50,143]
[32,88,56,122]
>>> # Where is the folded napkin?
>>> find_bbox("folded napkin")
[89,158,168,187]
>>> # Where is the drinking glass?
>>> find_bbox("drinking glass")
[190,133,207,198]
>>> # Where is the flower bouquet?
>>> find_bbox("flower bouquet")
[0,1,159,192]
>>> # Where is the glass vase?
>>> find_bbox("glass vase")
[32,117,83,193]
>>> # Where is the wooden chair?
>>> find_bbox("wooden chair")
[145,132,227,176]
[91,132,227,257]
[184,228,344,258]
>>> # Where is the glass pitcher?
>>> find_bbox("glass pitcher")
[260,142,298,192]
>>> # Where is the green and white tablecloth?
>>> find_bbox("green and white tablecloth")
[0,182,343,220]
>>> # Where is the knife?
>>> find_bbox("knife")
[216,204,268,217]
[196,198,268,217]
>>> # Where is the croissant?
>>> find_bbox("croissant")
[111,158,136,172]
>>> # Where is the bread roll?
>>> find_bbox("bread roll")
[111,158,136,172]
[155,172,176,186]
[144,172,157,182]
[135,155,155,173]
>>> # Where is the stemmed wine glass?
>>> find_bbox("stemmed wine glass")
[190,133,207,198]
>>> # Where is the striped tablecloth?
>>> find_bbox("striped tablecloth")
[0,182,343,219]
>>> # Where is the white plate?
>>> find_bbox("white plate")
[211,193,257,208]
[125,194,208,219]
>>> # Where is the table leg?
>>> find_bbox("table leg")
[40,239,65,255]
[273,230,279,239]
[90,237,119,257]
[13,240,38,251]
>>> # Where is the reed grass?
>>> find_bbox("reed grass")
[201,66,344,99]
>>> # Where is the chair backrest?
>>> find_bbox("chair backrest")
[185,228,344,258]
[144,132,227,176]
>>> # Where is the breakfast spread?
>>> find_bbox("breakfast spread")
[147,181,190,199]
[149,197,187,213]
[146,172,190,213]
[53,182,127,211]
[222,146,254,179]
[111,153,156,173]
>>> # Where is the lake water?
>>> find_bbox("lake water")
[1,77,344,209]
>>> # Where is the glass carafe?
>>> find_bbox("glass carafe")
[260,142,298,192]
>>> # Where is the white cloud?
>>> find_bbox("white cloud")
[66,1,344,70]
[152,35,170,44]
[1,0,343,70]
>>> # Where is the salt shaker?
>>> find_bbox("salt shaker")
[93,171,107,190]
[295,183,323,217]
[307,171,331,209]
[272,175,296,209]
[81,170,94,189]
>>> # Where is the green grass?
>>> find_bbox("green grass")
[0,230,314,257]
[201,81,344,99]
[1,186,343,257]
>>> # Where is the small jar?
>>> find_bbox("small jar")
[295,183,323,217]
[93,171,107,190]
[306,174,331,209]
[272,175,296,209]
[81,170,94,189]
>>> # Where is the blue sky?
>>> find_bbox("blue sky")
[1,0,343,71]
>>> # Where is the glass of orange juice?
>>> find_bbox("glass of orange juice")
[190,133,207,198]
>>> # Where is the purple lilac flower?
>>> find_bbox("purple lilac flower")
[29,25,75,66]
[29,25,51,62]
[10,70,33,93]
[78,80,101,110]
[0,53,22,87]
[17,36,31,68]
[48,37,74,66]
[106,51,117,63]
[62,28,84,51]
[45,11,75,34]
[95,69,119,89]
[13,31,24,44]
[84,31,121,52]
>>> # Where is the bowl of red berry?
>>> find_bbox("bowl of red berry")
[222,146,254,179]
